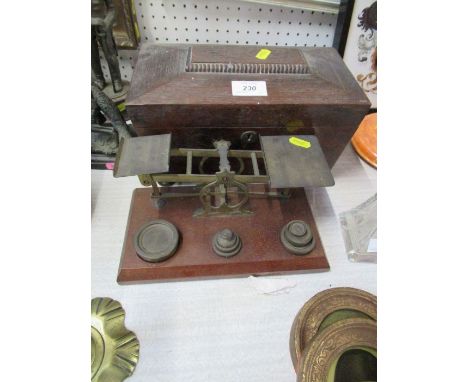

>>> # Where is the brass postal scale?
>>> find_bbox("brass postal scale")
[113,44,370,283]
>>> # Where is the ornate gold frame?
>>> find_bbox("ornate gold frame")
[297,318,377,382]
[289,287,377,370]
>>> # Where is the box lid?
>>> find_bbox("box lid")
[126,44,370,108]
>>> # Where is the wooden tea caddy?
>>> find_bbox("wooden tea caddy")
[125,44,370,168]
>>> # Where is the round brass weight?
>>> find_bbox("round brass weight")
[280,220,315,255]
[133,220,180,263]
[212,228,242,258]
[289,287,377,372]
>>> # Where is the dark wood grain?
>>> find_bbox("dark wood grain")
[117,187,329,283]
[126,44,189,101]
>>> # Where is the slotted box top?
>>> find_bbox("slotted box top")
[126,44,370,107]
[190,45,307,65]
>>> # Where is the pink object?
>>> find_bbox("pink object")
[105,162,114,170]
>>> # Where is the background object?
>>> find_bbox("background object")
[91,0,123,91]
[342,0,377,108]
[97,0,339,83]
[92,0,129,103]
[332,0,355,56]
[91,85,135,169]
[339,193,377,263]
[351,112,377,167]
[247,275,297,294]
[239,0,339,14]
[91,297,139,382]
[113,0,140,49]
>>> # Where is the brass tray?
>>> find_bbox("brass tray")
[297,318,377,382]
[289,287,377,370]
[91,297,139,382]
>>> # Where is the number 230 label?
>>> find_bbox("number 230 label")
[231,81,268,96]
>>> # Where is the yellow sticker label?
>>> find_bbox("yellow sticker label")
[289,136,311,149]
[256,49,271,60]
[117,102,126,112]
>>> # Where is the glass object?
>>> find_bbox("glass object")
[339,193,377,262]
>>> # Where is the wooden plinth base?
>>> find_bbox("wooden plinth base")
[117,187,329,283]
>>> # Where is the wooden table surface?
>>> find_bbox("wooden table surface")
[91,144,376,382]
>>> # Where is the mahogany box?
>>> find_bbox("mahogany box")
[126,44,370,167]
